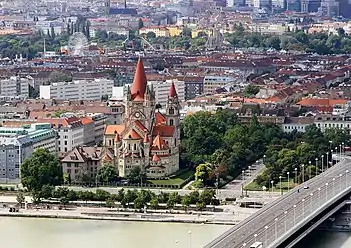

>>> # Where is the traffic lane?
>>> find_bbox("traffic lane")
[208,160,351,247]
[218,175,346,248]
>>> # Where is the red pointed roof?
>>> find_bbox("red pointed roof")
[152,134,168,150]
[168,82,177,98]
[115,133,121,142]
[124,129,142,139]
[143,133,150,143]
[131,58,147,100]
[152,154,161,162]
[155,112,166,125]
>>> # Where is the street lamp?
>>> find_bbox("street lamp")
[265,225,269,246]
[275,218,278,240]
[325,183,329,201]
[287,172,290,191]
[302,165,305,183]
[263,154,266,164]
[321,154,324,172]
[315,158,318,176]
[342,142,345,156]
[346,170,349,189]
[302,199,305,217]
[242,243,246,247]
[326,152,329,170]
[293,205,296,225]
[332,178,336,195]
[188,230,192,248]
[254,233,258,242]
[284,211,287,233]
[329,140,333,151]
[279,176,282,195]
[294,168,298,184]
[308,161,312,179]
[242,170,245,181]
[271,180,274,194]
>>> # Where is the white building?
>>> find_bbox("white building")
[203,75,235,95]
[39,79,114,100]
[0,76,30,98]
[314,115,351,133]
[148,79,185,106]
[281,117,314,133]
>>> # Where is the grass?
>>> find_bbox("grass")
[148,170,194,186]
[244,180,298,192]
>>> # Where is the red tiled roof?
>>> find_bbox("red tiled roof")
[131,58,147,100]
[152,154,161,162]
[105,124,125,135]
[297,98,348,107]
[152,134,168,150]
[155,112,166,125]
[152,125,175,137]
[168,82,177,98]
[124,129,142,139]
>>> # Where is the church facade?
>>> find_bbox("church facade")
[104,58,180,178]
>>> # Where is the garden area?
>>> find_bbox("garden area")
[147,169,194,188]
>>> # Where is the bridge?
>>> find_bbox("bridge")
[205,156,351,248]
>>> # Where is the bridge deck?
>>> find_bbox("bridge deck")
[205,157,351,248]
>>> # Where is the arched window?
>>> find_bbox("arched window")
[169,107,174,115]
[169,119,174,125]
[133,144,137,150]
[128,144,131,150]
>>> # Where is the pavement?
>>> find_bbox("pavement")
[205,156,351,248]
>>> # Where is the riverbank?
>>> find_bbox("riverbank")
[0,207,242,225]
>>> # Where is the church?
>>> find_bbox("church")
[104,58,180,178]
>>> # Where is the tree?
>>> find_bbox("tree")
[134,197,144,210]
[97,164,118,184]
[150,197,159,210]
[195,163,213,184]
[39,185,54,199]
[188,191,200,204]
[21,148,63,193]
[16,192,25,208]
[196,201,206,211]
[146,31,156,39]
[117,189,125,202]
[243,85,260,97]
[138,18,144,29]
[48,71,72,83]
[106,198,115,208]
[127,167,146,184]
[181,195,191,211]
[199,189,215,205]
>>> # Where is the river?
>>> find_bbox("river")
[0,217,230,248]
[295,231,351,248]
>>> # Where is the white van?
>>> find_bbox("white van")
[250,242,263,248]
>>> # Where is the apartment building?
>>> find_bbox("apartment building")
[0,123,57,183]
[0,76,31,99]
[39,79,114,100]
[203,75,235,95]
[148,79,185,106]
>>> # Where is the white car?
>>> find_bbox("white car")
[303,186,309,189]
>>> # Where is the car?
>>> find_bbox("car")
[303,186,309,189]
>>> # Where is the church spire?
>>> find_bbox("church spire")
[168,82,177,98]
[131,58,147,100]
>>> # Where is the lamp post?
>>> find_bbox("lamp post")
[302,199,305,217]
[265,226,269,246]
[287,172,290,191]
[315,158,318,176]
[188,230,192,248]
[254,233,258,242]
[342,142,345,156]
[326,152,329,170]
[284,211,287,233]
[275,218,278,240]
[263,154,266,164]
[339,174,343,192]
[294,168,298,184]
[242,170,245,181]
[302,165,305,183]
[329,140,333,151]
[293,205,296,225]
[332,178,336,195]
[308,161,312,179]
[346,170,349,189]
[321,154,324,173]
[271,180,274,194]
[325,183,329,201]
[279,176,282,195]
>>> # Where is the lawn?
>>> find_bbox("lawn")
[148,170,194,186]
[244,180,298,192]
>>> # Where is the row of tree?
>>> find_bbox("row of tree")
[181,109,286,186]
[17,187,218,211]
[256,125,351,187]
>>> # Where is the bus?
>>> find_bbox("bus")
[250,242,263,248]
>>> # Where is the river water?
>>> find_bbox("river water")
[0,217,230,248]
[295,231,351,248]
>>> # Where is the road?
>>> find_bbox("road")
[205,157,351,248]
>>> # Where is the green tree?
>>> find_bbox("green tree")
[181,195,191,211]
[127,167,146,184]
[48,71,72,83]
[16,192,25,208]
[106,198,115,208]
[195,163,213,184]
[146,31,156,39]
[199,189,215,205]
[134,197,144,209]
[243,85,260,97]
[39,185,54,199]
[21,148,63,193]
[138,18,144,29]
[196,201,206,211]
[97,164,118,184]
[150,197,159,210]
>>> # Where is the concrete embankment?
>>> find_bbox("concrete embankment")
[0,209,238,225]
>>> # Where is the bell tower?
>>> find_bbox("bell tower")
[165,82,180,139]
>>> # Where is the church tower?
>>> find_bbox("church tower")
[165,82,180,140]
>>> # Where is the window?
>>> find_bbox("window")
[169,107,174,115]
[169,119,174,125]
[134,144,137,150]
